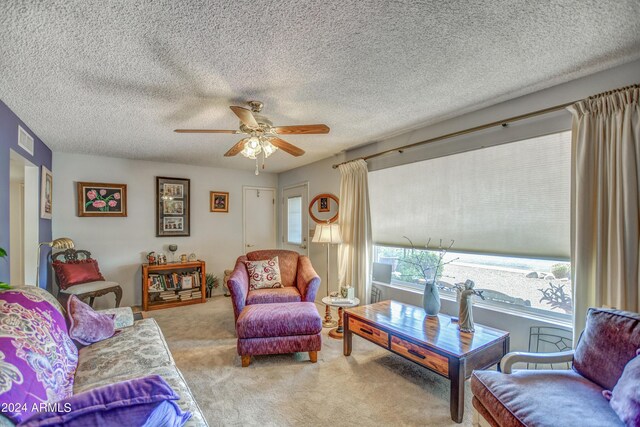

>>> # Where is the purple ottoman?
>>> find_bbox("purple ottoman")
[236,301,322,367]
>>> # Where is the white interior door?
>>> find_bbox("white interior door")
[243,187,276,253]
[282,183,309,255]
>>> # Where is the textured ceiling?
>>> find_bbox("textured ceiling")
[1,1,640,173]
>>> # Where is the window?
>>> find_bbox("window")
[369,131,572,317]
[373,246,572,317]
[287,196,302,244]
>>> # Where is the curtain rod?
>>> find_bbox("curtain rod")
[332,82,639,169]
[332,101,575,169]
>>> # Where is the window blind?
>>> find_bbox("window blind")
[368,131,571,259]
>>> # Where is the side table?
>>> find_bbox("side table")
[321,296,360,339]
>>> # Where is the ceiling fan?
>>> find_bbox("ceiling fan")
[174,101,330,174]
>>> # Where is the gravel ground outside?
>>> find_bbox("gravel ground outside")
[438,263,573,315]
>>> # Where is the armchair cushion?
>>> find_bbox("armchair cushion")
[246,287,301,305]
[244,256,283,290]
[52,259,105,290]
[471,369,624,427]
[573,308,640,390]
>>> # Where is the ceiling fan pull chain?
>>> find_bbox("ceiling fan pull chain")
[255,157,259,175]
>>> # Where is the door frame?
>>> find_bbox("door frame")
[242,186,277,254]
[281,182,309,256]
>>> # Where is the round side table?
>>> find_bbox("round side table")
[322,296,360,339]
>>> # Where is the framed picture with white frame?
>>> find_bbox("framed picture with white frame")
[40,166,53,219]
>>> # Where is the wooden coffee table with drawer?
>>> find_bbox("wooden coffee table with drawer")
[344,300,509,423]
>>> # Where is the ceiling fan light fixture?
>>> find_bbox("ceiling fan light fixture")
[240,136,262,159]
[261,138,278,158]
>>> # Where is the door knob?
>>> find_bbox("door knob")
[246,244,254,248]
[300,244,307,249]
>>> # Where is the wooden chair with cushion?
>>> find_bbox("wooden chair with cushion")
[50,248,122,308]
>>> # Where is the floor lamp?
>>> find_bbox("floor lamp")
[36,237,74,287]
[312,222,342,328]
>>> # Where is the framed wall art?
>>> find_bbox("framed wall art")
[309,193,339,224]
[77,182,127,217]
[157,177,190,237]
[210,191,229,213]
[40,166,53,219]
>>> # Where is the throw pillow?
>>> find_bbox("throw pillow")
[245,256,283,290]
[18,375,192,427]
[52,259,105,290]
[602,349,640,427]
[67,295,117,346]
[0,290,78,423]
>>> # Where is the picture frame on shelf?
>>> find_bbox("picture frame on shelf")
[156,177,190,237]
[210,191,229,213]
[40,166,53,219]
[77,182,127,217]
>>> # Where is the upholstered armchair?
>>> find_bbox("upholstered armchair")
[471,307,640,426]
[227,250,321,321]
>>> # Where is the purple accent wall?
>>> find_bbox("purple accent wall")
[0,100,53,288]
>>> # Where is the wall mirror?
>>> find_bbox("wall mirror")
[309,193,339,224]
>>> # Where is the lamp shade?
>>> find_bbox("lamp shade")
[50,238,75,250]
[312,223,342,244]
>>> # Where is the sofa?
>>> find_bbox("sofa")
[0,286,207,426]
[471,307,640,427]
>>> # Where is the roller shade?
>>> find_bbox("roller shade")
[368,131,571,259]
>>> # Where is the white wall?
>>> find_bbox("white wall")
[278,154,345,303]
[53,153,277,308]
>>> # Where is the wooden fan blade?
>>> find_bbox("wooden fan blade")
[230,106,259,129]
[174,129,238,133]
[224,139,248,157]
[268,137,305,157]
[273,124,330,134]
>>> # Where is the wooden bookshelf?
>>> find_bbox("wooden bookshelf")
[142,261,206,311]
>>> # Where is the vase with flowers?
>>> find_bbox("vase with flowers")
[399,237,457,317]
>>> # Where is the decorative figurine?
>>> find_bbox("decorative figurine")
[188,253,197,262]
[147,251,157,265]
[157,252,167,265]
[180,253,188,263]
[458,279,485,333]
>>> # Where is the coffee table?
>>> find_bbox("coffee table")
[343,300,509,423]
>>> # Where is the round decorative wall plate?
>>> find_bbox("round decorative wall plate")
[308,193,339,224]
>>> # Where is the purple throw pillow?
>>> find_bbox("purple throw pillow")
[603,349,640,426]
[67,295,116,346]
[0,290,78,423]
[18,375,192,427]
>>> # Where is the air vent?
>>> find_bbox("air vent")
[17,125,34,155]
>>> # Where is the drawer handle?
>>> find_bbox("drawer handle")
[359,327,374,335]
[408,349,426,359]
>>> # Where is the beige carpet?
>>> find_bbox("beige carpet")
[146,297,474,427]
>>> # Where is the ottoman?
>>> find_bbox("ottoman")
[236,301,322,367]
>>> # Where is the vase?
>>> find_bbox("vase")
[423,281,441,316]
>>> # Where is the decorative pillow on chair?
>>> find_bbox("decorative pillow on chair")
[18,375,192,427]
[244,256,283,290]
[603,349,640,427]
[67,295,116,346]
[52,259,105,290]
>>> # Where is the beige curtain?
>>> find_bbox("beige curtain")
[568,85,640,341]
[338,159,372,303]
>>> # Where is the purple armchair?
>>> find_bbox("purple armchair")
[227,250,321,321]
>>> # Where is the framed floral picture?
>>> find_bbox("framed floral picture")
[40,166,53,219]
[210,191,229,213]
[157,177,190,237]
[77,182,127,217]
